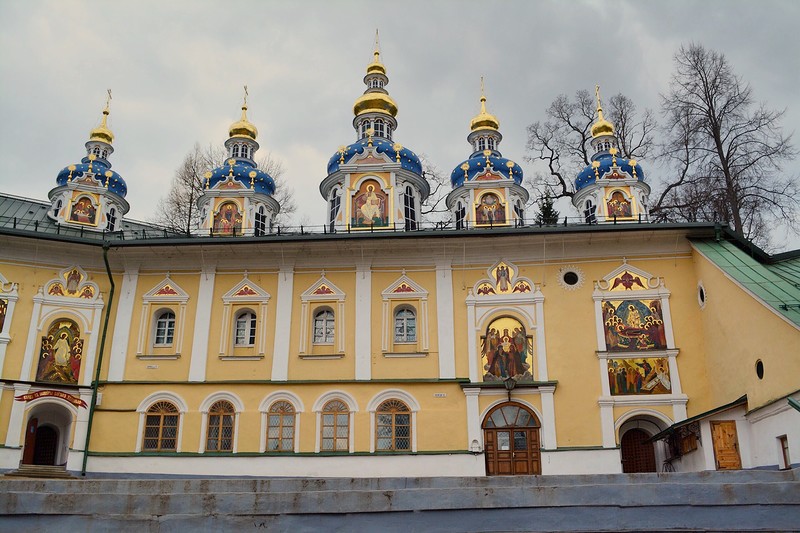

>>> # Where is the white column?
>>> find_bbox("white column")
[464,387,482,450]
[271,267,294,381]
[599,399,616,448]
[435,260,456,379]
[540,386,557,449]
[466,297,478,382]
[107,268,139,381]
[18,295,43,382]
[188,267,216,382]
[0,284,19,377]
[5,383,30,447]
[355,263,371,380]
[533,287,548,380]
[71,389,93,451]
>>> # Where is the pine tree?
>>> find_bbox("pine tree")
[534,196,560,225]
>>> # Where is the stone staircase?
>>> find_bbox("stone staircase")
[3,464,73,479]
[0,469,798,532]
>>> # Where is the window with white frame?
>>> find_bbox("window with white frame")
[254,205,267,236]
[267,400,295,452]
[584,199,597,224]
[320,399,349,452]
[477,137,486,151]
[374,119,385,138]
[456,201,466,229]
[329,189,341,225]
[394,307,417,343]
[234,311,256,346]
[313,309,335,344]
[107,207,117,231]
[154,310,176,346]
[487,137,496,151]
[403,186,417,230]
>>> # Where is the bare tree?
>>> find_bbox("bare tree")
[653,43,797,244]
[153,143,295,233]
[525,90,656,201]
[419,155,451,223]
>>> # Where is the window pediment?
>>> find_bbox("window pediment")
[143,276,189,303]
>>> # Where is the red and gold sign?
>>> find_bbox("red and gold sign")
[14,390,87,408]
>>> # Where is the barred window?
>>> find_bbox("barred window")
[267,401,295,452]
[376,399,411,451]
[321,400,349,452]
[206,400,235,452]
[143,401,179,451]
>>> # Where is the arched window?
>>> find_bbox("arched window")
[254,205,267,236]
[477,137,487,151]
[376,399,411,451]
[241,144,250,159]
[143,401,179,451]
[320,399,349,451]
[267,400,295,452]
[386,124,392,141]
[455,201,466,230]
[232,144,241,158]
[374,119,385,138]
[394,307,417,343]
[487,137,496,151]
[234,311,256,346]
[206,400,235,452]
[313,309,335,344]
[53,199,63,217]
[403,185,417,230]
[154,311,175,346]
[584,199,597,224]
[101,149,108,159]
[514,200,524,223]
[107,207,117,232]
[92,146,101,157]
[329,189,341,226]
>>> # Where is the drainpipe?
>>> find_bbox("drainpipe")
[81,243,115,476]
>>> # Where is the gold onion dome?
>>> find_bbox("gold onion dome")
[591,85,615,138]
[229,104,258,140]
[353,92,398,118]
[470,84,499,132]
[89,105,114,144]
[366,48,386,76]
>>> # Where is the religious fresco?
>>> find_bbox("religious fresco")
[37,319,83,384]
[606,191,632,218]
[607,357,671,395]
[69,195,98,225]
[0,298,6,331]
[214,201,243,235]
[602,299,666,351]
[352,179,388,227]
[475,193,506,225]
[481,316,534,381]
[46,267,95,299]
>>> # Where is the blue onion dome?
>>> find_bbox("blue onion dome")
[207,157,275,195]
[450,153,523,187]
[56,158,127,197]
[575,153,646,191]
[327,137,422,175]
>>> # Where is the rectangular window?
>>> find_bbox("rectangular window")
[779,435,791,469]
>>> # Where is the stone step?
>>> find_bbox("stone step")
[3,464,74,479]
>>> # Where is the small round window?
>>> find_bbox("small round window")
[697,283,707,309]
[755,359,764,380]
[557,266,584,291]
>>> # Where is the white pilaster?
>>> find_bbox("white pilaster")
[71,389,93,451]
[355,263,372,380]
[599,399,616,448]
[80,297,105,387]
[271,267,294,381]
[466,297,478,382]
[19,296,43,381]
[540,385,557,449]
[435,260,456,379]
[107,268,139,381]
[5,383,30,447]
[0,283,19,378]
[188,267,216,382]
[464,387,481,450]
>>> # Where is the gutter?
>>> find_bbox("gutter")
[81,243,115,476]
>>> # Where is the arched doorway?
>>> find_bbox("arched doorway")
[620,428,656,473]
[21,403,74,467]
[482,402,541,475]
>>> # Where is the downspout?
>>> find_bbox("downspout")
[81,243,115,476]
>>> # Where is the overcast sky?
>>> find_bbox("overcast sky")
[1,0,798,250]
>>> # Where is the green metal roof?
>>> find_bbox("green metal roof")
[692,238,800,328]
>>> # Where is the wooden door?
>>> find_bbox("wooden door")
[483,403,542,476]
[621,428,656,473]
[711,421,741,470]
[22,417,38,465]
[33,426,58,465]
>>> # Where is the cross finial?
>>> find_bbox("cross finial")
[105,89,112,111]
[373,29,380,61]
[243,85,249,108]
[595,85,602,111]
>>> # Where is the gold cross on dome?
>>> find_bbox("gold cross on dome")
[243,85,249,107]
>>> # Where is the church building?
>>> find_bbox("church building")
[0,41,797,478]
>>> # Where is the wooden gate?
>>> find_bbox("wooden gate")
[620,428,656,473]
